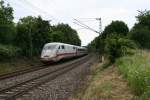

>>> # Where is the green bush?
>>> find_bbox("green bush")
[116,50,150,99]
[105,34,136,63]
[0,44,21,60]
[129,27,150,49]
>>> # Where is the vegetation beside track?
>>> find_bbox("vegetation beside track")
[86,9,150,100]
[116,50,150,100]
[69,61,133,100]
[71,50,150,100]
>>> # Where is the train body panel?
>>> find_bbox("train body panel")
[40,42,87,62]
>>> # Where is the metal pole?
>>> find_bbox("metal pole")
[96,18,102,34]
[100,18,102,34]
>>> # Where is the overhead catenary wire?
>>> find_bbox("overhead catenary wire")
[74,19,99,34]
[73,22,97,32]
[73,22,99,33]
[74,19,97,32]
[21,0,56,20]
[77,18,98,20]
[4,0,101,32]
[17,0,60,22]
[5,0,41,17]
[77,20,97,22]
[75,27,88,30]
[5,0,49,22]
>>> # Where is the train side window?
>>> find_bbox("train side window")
[61,45,65,49]
[58,46,60,49]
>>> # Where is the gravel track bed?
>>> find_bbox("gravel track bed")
[16,55,98,100]
[0,56,88,91]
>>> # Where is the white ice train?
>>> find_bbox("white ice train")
[40,42,87,62]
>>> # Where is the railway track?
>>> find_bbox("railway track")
[0,55,90,100]
[0,64,46,81]
[0,58,77,81]
[0,56,86,81]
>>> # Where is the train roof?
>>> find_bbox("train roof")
[45,42,65,45]
[44,42,86,49]
[45,42,74,46]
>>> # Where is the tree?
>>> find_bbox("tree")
[129,27,150,49]
[105,34,136,62]
[129,10,150,49]
[88,36,104,53]
[0,0,16,44]
[51,31,64,42]
[88,20,129,53]
[51,23,81,46]
[33,16,51,54]
[15,16,51,56]
[88,20,136,64]
[102,21,129,39]
[134,10,150,30]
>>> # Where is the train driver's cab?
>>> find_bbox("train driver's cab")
[41,44,57,58]
[57,45,66,54]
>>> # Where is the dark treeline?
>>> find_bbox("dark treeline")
[0,0,81,60]
[88,10,150,63]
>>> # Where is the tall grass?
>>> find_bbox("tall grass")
[116,50,150,99]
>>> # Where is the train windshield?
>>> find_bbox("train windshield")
[43,45,57,50]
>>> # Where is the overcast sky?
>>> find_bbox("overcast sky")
[4,0,150,46]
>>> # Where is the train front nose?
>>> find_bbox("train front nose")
[41,50,55,61]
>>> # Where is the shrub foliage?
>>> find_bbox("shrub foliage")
[105,34,136,62]
[0,44,21,60]
[116,50,150,99]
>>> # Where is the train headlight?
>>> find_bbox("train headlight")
[44,55,49,58]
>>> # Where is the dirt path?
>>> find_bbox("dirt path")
[93,65,133,100]
[69,64,133,100]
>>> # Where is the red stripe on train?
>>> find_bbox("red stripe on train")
[57,52,76,56]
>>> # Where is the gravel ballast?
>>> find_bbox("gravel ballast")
[0,56,88,91]
[15,55,98,100]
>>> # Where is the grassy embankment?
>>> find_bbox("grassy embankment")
[69,60,133,100]
[116,50,150,100]
[70,50,150,100]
